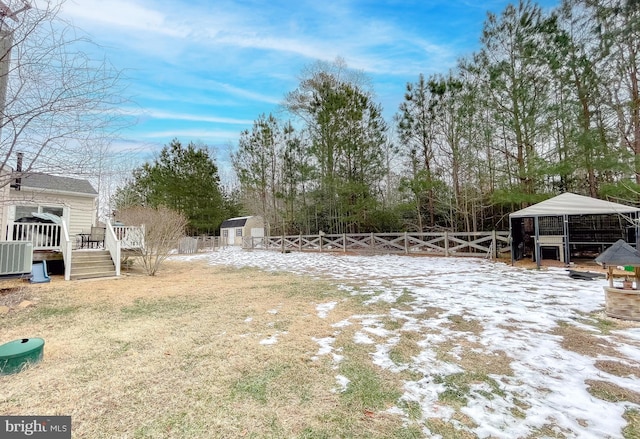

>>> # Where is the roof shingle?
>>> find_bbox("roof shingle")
[18,173,97,195]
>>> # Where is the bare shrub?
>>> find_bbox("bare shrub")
[116,206,188,276]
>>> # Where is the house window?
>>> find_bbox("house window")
[14,205,64,221]
[42,206,63,217]
[223,230,228,237]
[236,228,242,237]
[15,205,35,220]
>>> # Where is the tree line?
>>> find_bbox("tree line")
[231,0,639,236]
[114,0,639,237]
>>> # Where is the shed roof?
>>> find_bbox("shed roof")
[509,193,640,218]
[595,239,640,266]
[19,173,97,195]
[220,216,251,228]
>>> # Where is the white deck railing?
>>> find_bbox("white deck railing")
[61,221,72,281]
[113,225,145,249]
[6,221,62,250]
[4,221,145,280]
[104,223,121,277]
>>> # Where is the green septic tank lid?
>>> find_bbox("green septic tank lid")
[0,338,45,375]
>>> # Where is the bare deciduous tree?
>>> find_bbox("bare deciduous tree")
[116,206,188,276]
[0,0,126,189]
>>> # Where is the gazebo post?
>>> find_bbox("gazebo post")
[509,217,514,266]
[636,212,640,250]
[563,214,570,266]
[534,216,541,269]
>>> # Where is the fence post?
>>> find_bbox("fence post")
[281,234,284,252]
[343,233,347,252]
[319,233,323,252]
[444,231,449,257]
[492,230,497,259]
[404,232,408,254]
[370,232,374,251]
[299,234,302,251]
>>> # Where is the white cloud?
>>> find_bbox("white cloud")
[138,109,253,125]
[141,129,243,142]
[62,0,188,37]
[61,0,455,77]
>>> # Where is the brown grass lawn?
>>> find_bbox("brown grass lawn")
[0,259,413,438]
[1,256,639,438]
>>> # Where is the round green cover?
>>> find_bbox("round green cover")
[0,338,44,375]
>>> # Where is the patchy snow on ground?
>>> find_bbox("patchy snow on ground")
[175,248,640,438]
[316,301,338,318]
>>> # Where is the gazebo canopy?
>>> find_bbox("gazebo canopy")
[595,239,640,267]
[509,193,640,219]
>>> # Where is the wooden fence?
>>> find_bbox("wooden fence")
[177,235,220,254]
[244,231,511,259]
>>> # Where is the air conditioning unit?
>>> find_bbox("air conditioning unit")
[0,242,33,276]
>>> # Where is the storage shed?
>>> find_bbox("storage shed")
[509,193,640,267]
[220,216,265,247]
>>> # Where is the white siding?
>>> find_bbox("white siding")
[7,188,96,236]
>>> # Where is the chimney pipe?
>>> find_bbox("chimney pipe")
[15,151,22,190]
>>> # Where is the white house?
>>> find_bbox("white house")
[0,165,145,281]
[0,172,98,240]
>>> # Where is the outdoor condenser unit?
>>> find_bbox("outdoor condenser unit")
[0,242,33,276]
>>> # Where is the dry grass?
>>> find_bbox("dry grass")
[595,360,640,379]
[552,322,619,358]
[0,282,33,308]
[444,314,483,335]
[436,342,513,378]
[388,330,423,366]
[0,259,413,438]
[424,418,476,439]
[2,256,639,438]
[586,380,640,405]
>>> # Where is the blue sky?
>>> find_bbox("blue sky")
[60,0,560,169]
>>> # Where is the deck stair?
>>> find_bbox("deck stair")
[70,250,117,280]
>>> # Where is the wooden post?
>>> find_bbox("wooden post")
[444,231,449,257]
[299,234,302,252]
[492,230,497,259]
[343,233,347,252]
[608,266,614,288]
[371,232,374,251]
[404,232,408,254]
[281,234,284,253]
[319,233,323,252]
